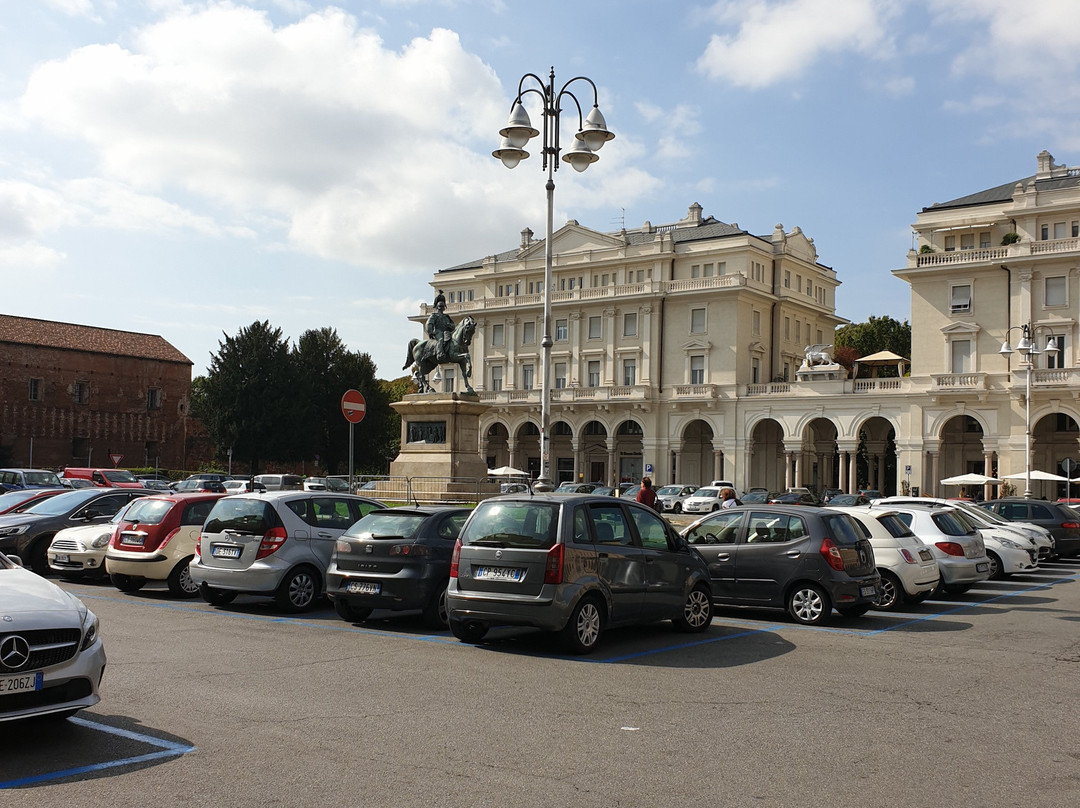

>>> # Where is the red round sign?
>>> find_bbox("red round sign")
[341,389,367,423]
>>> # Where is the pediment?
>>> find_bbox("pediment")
[680,338,712,351]
[517,221,625,261]
[941,321,981,335]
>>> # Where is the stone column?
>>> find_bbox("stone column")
[930,449,940,497]
[848,452,857,493]
[607,436,618,486]
[507,438,519,472]
[572,436,583,482]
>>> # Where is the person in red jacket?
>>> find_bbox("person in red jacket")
[636,476,659,511]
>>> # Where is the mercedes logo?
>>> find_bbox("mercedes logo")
[0,635,31,670]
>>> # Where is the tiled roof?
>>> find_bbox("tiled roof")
[924,172,1080,212]
[0,314,192,365]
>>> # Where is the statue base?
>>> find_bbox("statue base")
[796,362,846,381]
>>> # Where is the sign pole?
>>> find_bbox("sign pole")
[349,422,355,494]
[341,388,367,495]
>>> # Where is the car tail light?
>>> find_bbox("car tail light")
[157,527,181,550]
[450,538,462,578]
[390,544,431,557]
[544,543,564,584]
[819,538,845,571]
[256,526,288,559]
[900,548,916,564]
[1061,521,1080,530]
[935,541,965,557]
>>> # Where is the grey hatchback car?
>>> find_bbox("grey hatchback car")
[446,494,713,654]
[680,505,880,625]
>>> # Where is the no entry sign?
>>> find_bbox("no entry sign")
[341,389,367,423]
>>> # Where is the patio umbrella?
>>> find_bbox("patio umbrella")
[939,473,1001,485]
[488,466,527,477]
[1002,470,1069,481]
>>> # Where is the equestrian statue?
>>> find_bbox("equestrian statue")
[403,291,476,393]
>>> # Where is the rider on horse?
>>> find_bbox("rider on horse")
[426,290,454,364]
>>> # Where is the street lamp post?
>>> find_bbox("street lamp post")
[493,67,614,492]
[1000,323,1059,498]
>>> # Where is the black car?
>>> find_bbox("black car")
[979,498,1080,558]
[768,492,821,506]
[326,506,472,628]
[680,504,879,625]
[0,487,150,574]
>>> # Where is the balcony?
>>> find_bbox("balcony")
[912,237,1080,269]
[1027,367,1080,388]
[478,385,651,406]
[931,372,988,391]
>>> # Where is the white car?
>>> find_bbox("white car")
[655,485,699,513]
[682,487,726,514]
[829,506,940,610]
[0,552,106,722]
[47,504,135,579]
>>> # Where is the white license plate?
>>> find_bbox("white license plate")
[346,581,380,595]
[976,562,989,573]
[0,671,43,695]
[212,545,242,559]
[475,566,523,582]
[53,553,69,563]
[860,586,876,597]
[121,535,144,546]
[919,549,933,561]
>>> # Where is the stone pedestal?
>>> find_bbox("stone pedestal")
[389,392,491,483]
[796,362,846,382]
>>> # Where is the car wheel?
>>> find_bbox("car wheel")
[710,504,720,512]
[787,583,830,625]
[943,583,972,595]
[672,502,682,513]
[166,556,199,597]
[560,596,605,654]
[873,571,903,611]
[421,585,449,629]
[199,582,237,606]
[449,619,488,644]
[673,585,713,632]
[110,573,146,593]
[275,566,320,613]
[986,551,1003,580]
[26,537,50,576]
[836,603,872,618]
[334,598,373,623]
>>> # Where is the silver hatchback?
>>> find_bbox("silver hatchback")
[189,492,384,612]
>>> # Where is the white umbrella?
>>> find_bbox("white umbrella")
[488,466,527,477]
[1003,470,1069,481]
[939,473,1001,485]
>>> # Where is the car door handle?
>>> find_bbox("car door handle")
[785,550,801,557]
[714,553,730,561]
[317,532,334,538]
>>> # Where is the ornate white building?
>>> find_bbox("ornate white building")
[413,151,1080,497]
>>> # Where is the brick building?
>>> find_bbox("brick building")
[0,315,193,471]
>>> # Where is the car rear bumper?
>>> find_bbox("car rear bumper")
[446,581,564,631]
[188,558,285,594]
[327,566,445,612]
[936,556,991,585]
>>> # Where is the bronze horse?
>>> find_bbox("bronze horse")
[403,315,476,393]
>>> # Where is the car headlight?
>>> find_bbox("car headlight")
[0,525,28,538]
[998,538,1021,549]
[80,609,100,651]
[91,532,112,548]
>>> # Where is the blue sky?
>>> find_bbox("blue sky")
[2,0,1078,378]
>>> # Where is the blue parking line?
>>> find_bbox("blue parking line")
[0,716,194,789]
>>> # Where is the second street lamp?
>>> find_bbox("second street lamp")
[493,67,614,491]
[1000,323,1059,498]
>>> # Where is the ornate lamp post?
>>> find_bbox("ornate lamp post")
[1000,323,1059,498]
[493,68,614,492]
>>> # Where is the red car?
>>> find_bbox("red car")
[0,487,64,515]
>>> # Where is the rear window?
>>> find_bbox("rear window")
[461,501,559,549]
[344,511,425,540]
[24,471,60,486]
[876,513,916,538]
[102,469,138,483]
[204,499,276,535]
[821,513,864,545]
[123,498,173,525]
[931,510,976,537]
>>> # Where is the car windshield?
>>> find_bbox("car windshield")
[461,501,559,549]
[0,490,43,509]
[344,511,426,540]
[122,498,174,525]
[23,471,60,486]
[656,486,682,496]
[695,488,721,499]
[932,510,976,537]
[876,513,916,538]
[103,469,138,483]
[965,505,1007,525]
[24,488,101,515]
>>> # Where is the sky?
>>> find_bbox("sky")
[3,0,1079,379]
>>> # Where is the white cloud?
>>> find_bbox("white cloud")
[41,0,100,19]
[696,0,899,88]
[0,243,66,268]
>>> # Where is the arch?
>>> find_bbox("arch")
[854,415,897,496]
[676,418,714,486]
[748,418,785,492]
[1030,410,1080,499]
[800,417,839,494]
[614,418,644,484]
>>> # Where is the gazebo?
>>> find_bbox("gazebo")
[854,350,908,378]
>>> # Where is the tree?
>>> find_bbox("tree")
[835,315,911,376]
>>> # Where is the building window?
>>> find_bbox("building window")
[554,363,567,389]
[555,319,568,341]
[146,388,162,410]
[784,317,790,340]
[1054,222,1067,240]
[588,361,600,387]
[703,263,714,277]
[690,308,706,333]
[690,355,705,385]
[1073,221,1079,238]
[691,264,700,279]
[28,378,42,402]
[522,321,536,344]
[491,323,505,347]
[1047,335,1068,369]
[951,339,972,374]
[1046,276,1067,308]
[960,233,974,250]
[784,270,791,288]
[623,312,638,337]
[522,364,534,390]
[950,284,972,314]
[623,359,637,386]
[72,436,89,460]
[945,236,956,251]
[73,380,89,405]
[490,366,503,391]
[588,316,602,339]
[751,358,760,384]
[752,310,761,336]
[795,321,802,341]
[1041,224,1049,240]
[979,231,991,248]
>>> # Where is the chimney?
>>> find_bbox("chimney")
[520,228,534,249]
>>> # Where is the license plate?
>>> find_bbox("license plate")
[976,562,989,573]
[53,553,69,563]
[346,581,380,595]
[212,545,242,559]
[121,535,144,546]
[0,671,43,695]
[919,549,933,561]
[860,586,876,597]
[475,566,523,582]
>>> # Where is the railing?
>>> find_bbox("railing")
[670,384,720,399]
[914,237,1080,268]
[480,385,651,405]
[1029,367,1080,386]
[745,383,792,396]
[853,378,904,392]
[931,372,987,390]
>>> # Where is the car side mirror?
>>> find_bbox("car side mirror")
[7,554,24,567]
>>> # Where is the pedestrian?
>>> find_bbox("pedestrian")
[636,476,659,511]
[721,487,738,509]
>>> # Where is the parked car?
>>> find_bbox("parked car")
[60,467,143,489]
[327,506,471,628]
[826,493,871,507]
[500,482,531,494]
[0,488,150,575]
[105,493,227,597]
[446,493,714,653]
[324,476,351,493]
[979,498,1080,558]
[0,468,63,492]
[174,478,226,493]
[0,552,106,722]
[655,485,699,513]
[709,480,738,495]
[223,479,267,493]
[554,482,598,494]
[874,504,990,594]
[681,486,725,513]
[821,487,844,503]
[680,505,879,625]
[253,474,304,491]
[0,488,64,515]
[61,478,97,490]
[740,491,772,504]
[189,492,385,612]
[47,503,138,580]
[768,491,821,506]
[827,506,940,610]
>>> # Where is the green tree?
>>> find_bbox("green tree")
[835,315,911,376]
